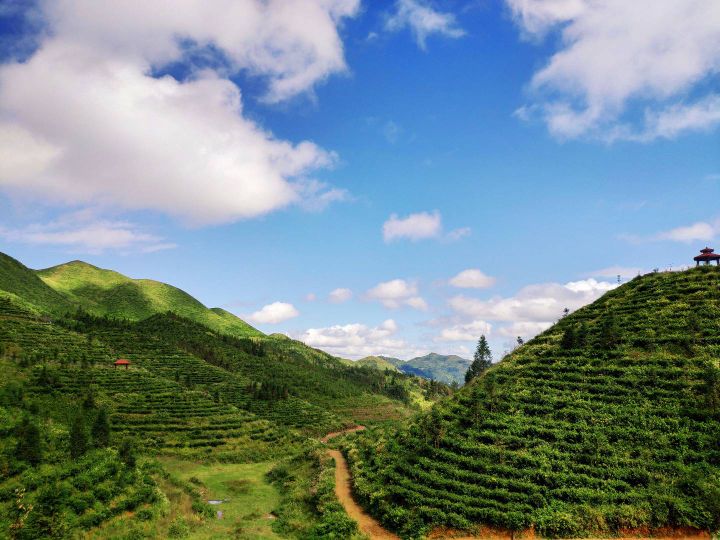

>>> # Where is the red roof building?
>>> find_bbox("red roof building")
[114,359,131,369]
[694,247,720,266]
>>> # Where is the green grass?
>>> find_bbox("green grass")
[160,458,283,539]
[36,259,263,338]
[0,253,75,315]
[346,267,720,539]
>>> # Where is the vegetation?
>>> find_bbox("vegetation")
[464,335,492,383]
[382,353,472,385]
[345,267,720,538]
[0,249,436,538]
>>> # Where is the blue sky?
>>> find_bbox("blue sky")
[0,0,719,359]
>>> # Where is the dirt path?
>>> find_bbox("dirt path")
[322,426,399,539]
[320,425,366,443]
[327,449,400,540]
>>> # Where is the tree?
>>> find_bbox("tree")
[516,336,524,347]
[91,408,111,448]
[118,438,137,468]
[560,325,577,350]
[465,335,492,384]
[14,417,42,466]
[69,414,89,459]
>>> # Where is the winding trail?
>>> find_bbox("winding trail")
[323,426,400,540]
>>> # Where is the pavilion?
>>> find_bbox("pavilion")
[114,358,131,369]
[694,247,720,266]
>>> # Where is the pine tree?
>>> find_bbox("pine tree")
[14,416,42,466]
[465,335,492,384]
[69,414,89,459]
[560,325,577,350]
[91,408,111,448]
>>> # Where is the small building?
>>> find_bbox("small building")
[114,358,131,369]
[694,247,720,266]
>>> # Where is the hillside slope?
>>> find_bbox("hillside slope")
[0,252,75,314]
[346,268,720,538]
[36,259,262,337]
[356,356,402,372]
[383,353,471,385]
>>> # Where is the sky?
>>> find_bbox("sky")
[0,0,719,360]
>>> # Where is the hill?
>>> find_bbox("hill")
[36,259,262,338]
[355,356,402,372]
[383,353,471,385]
[0,250,441,538]
[0,252,75,314]
[344,267,720,538]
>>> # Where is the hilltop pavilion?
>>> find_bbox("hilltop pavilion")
[114,358,131,369]
[694,247,720,266]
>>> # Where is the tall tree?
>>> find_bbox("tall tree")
[91,408,111,448]
[14,416,42,466]
[465,335,492,384]
[69,414,88,459]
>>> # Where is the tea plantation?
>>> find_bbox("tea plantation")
[0,250,436,538]
[344,267,720,538]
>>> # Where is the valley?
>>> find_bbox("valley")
[0,250,719,539]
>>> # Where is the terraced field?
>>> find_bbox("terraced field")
[345,267,720,538]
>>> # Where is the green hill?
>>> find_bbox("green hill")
[345,267,720,538]
[0,250,439,539]
[355,356,402,372]
[383,353,471,385]
[36,259,262,338]
[0,252,75,314]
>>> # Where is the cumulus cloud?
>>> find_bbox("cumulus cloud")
[366,278,427,310]
[383,211,442,242]
[435,319,492,342]
[328,287,353,303]
[507,0,720,141]
[448,278,615,342]
[622,219,720,244]
[247,301,299,324]
[449,268,496,289]
[0,211,175,253]
[382,211,469,243]
[295,318,426,359]
[0,1,359,225]
[386,0,465,49]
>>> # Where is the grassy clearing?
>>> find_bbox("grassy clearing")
[159,458,283,540]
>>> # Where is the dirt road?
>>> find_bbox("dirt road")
[327,448,400,540]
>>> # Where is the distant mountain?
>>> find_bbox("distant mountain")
[381,353,471,385]
[35,259,262,338]
[355,356,402,372]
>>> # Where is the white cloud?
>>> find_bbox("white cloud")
[450,278,615,323]
[507,0,720,140]
[328,287,353,303]
[437,277,616,344]
[497,321,552,339]
[0,211,175,253]
[386,0,465,49]
[449,268,496,289]
[435,319,492,342]
[305,293,317,302]
[622,219,720,244]
[247,301,299,324]
[295,318,426,359]
[657,221,718,243]
[0,1,359,225]
[383,211,442,242]
[366,278,427,310]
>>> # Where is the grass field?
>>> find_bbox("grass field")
[160,459,282,540]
